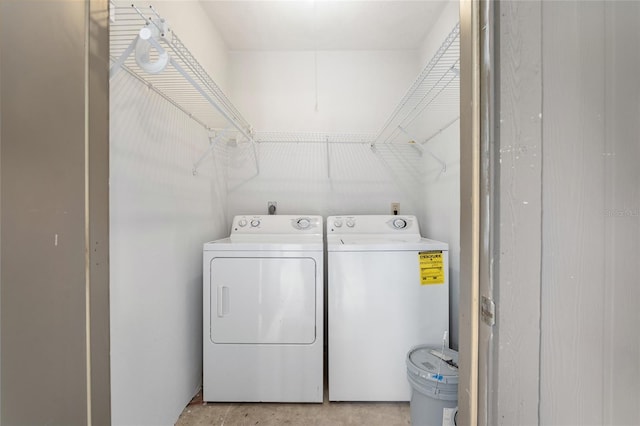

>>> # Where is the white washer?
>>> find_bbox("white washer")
[327,215,449,402]
[203,215,323,402]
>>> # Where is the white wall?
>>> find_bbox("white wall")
[419,0,459,66]
[110,73,228,426]
[110,2,230,425]
[230,50,419,133]
[152,0,230,92]
[416,0,460,348]
[227,50,421,217]
[227,142,412,216]
[418,125,460,348]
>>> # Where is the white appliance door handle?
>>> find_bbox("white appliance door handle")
[217,286,229,317]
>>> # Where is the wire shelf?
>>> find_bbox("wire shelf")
[109,3,253,139]
[374,23,460,145]
[109,2,458,185]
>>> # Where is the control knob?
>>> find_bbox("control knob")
[346,219,355,228]
[238,218,248,227]
[333,219,343,228]
[297,218,311,229]
[250,219,260,227]
[393,218,407,229]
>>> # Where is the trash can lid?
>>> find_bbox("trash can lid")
[407,345,459,385]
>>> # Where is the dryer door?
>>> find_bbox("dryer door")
[209,256,317,344]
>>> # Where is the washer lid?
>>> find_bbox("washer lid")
[406,346,459,385]
[326,235,448,252]
[337,236,421,244]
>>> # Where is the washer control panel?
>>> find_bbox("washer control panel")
[327,215,419,235]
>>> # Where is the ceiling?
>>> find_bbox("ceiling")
[199,1,449,51]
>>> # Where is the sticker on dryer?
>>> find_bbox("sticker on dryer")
[419,251,445,285]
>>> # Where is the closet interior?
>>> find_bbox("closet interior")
[108,1,460,424]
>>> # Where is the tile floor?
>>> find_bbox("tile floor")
[175,390,410,426]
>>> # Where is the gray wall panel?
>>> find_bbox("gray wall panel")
[603,3,640,423]
[0,1,110,424]
[541,2,607,423]
[490,1,542,425]
[490,1,640,424]
[88,1,111,424]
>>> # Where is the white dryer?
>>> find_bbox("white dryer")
[203,215,323,402]
[327,215,449,402]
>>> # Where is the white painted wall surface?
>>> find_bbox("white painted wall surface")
[227,142,414,217]
[227,50,420,217]
[418,125,460,348]
[109,2,231,424]
[418,0,459,67]
[110,72,228,425]
[229,50,419,132]
[414,0,460,348]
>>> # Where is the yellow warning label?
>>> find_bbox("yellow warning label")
[419,251,445,285]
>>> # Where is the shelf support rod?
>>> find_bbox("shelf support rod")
[192,127,230,175]
[109,36,137,80]
[250,134,260,175]
[326,135,331,178]
[398,126,447,175]
[420,116,460,145]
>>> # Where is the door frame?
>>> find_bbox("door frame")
[458,0,481,424]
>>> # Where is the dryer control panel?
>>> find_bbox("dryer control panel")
[230,215,323,241]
